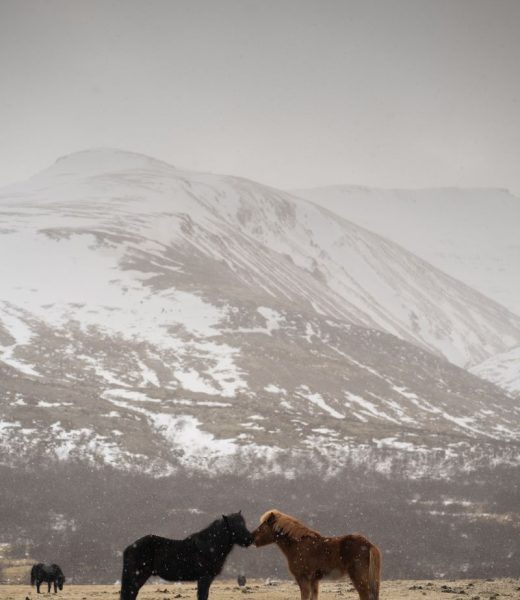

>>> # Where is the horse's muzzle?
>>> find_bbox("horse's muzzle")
[251,529,261,546]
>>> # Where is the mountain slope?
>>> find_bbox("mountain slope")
[293,185,520,317]
[0,149,519,478]
[1,149,520,370]
[1,300,519,478]
[470,345,520,396]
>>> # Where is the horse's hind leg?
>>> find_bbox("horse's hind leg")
[197,577,214,600]
[120,544,153,600]
[48,581,52,593]
[310,579,320,600]
[121,569,150,600]
[347,560,371,600]
[120,547,151,600]
[36,581,41,594]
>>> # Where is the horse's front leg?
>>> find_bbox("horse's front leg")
[297,578,311,600]
[310,579,320,600]
[54,580,58,593]
[48,581,52,593]
[36,581,41,594]
[197,577,214,600]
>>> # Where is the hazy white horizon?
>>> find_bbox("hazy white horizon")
[1,0,520,193]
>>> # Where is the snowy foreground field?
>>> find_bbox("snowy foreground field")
[2,580,520,600]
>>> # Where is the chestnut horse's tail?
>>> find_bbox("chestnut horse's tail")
[368,545,381,600]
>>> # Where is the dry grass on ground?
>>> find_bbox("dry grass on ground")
[1,579,519,600]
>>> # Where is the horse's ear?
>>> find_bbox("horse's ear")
[266,512,276,526]
[239,510,242,515]
[222,514,228,521]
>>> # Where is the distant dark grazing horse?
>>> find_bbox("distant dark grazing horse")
[252,510,381,600]
[120,512,253,600]
[30,563,65,593]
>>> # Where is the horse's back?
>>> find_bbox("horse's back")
[32,563,52,577]
[124,534,183,555]
[42,564,57,574]
[123,535,186,570]
[339,533,376,555]
[122,533,203,582]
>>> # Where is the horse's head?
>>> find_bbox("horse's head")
[251,510,279,547]
[223,511,253,547]
[54,567,65,591]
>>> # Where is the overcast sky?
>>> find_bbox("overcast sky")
[1,0,519,192]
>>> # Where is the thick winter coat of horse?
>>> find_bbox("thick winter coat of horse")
[30,563,65,594]
[120,512,253,600]
[252,510,381,600]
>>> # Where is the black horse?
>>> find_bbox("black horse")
[120,512,252,600]
[30,563,65,593]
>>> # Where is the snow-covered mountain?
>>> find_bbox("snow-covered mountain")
[2,150,520,368]
[293,185,520,395]
[471,346,520,396]
[293,186,520,317]
[1,149,519,477]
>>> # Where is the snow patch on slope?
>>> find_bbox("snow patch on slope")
[294,186,520,316]
[471,346,520,395]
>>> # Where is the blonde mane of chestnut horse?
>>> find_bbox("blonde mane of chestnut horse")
[253,509,381,600]
[258,509,321,540]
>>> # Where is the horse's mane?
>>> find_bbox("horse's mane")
[260,509,321,541]
[187,517,223,541]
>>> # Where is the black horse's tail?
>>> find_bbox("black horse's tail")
[30,565,38,586]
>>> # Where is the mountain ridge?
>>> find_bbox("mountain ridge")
[0,148,519,479]
[293,184,520,315]
[293,184,520,393]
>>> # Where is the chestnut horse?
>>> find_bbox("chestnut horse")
[252,510,381,600]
